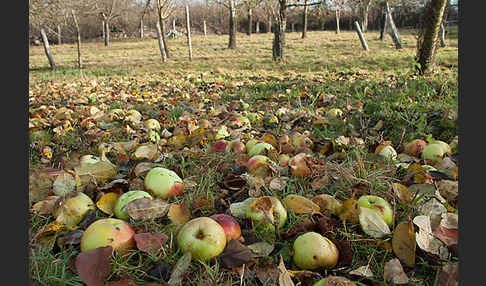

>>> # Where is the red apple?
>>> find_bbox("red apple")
[210,214,243,242]
[247,155,272,177]
[80,218,135,252]
[404,139,427,157]
[229,140,246,154]
[212,140,229,153]
[144,167,184,199]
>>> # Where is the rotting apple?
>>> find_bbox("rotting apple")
[357,195,394,226]
[80,218,135,252]
[209,214,243,242]
[278,154,291,167]
[176,217,227,261]
[248,142,275,157]
[113,190,153,219]
[246,196,287,232]
[421,143,446,163]
[211,139,229,153]
[229,140,246,154]
[292,232,339,270]
[376,145,397,161]
[144,167,184,199]
[404,139,427,157]
[247,155,272,177]
[53,192,96,227]
[289,153,312,177]
[312,194,343,216]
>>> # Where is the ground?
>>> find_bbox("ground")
[29,29,458,286]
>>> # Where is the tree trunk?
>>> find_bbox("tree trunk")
[160,20,170,57]
[71,10,82,68]
[361,0,371,33]
[140,19,144,38]
[247,8,252,36]
[267,16,272,33]
[173,18,176,31]
[185,5,193,61]
[439,21,446,47]
[57,25,61,45]
[335,10,340,34]
[102,20,106,41]
[40,29,56,70]
[203,20,207,37]
[292,23,295,32]
[256,21,260,33]
[273,0,287,61]
[104,20,110,46]
[385,1,402,49]
[228,0,237,49]
[302,0,308,38]
[321,19,325,30]
[156,21,167,62]
[416,0,448,74]
[379,3,387,40]
[354,21,368,51]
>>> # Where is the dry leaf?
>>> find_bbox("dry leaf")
[283,194,320,215]
[337,197,360,224]
[57,229,84,246]
[134,232,168,255]
[349,265,374,278]
[75,246,113,286]
[383,258,409,284]
[312,194,342,215]
[132,144,158,160]
[437,180,458,203]
[104,278,165,286]
[269,177,288,192]
[418,198,447,230]
[392,220,416,267]
[218,239,256,269]
[167,252,192,286]
[33,221,67,250]
[75,160,117,185]
[277,255,294,286]
[437,262,459,286]
[133,162,159,177]
[392,183,413,203]
[358,207,391,238]
[168,203,190,225]
[126,198,170,220]
[314,276,357,286]
[31,196,60,215]
[247,241,275,257]
[414,215,450,258]
[96,192,121,216]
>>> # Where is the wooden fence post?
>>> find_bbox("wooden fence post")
[156,21,167,62]
[185,5,193,61]
[72,10,82,68]
[40,29,56,70]
[354,21,369,51]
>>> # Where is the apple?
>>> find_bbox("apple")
[357,195,393,226]
[177,217,227,261]
[247,155,272,177]
[144,167,184,199]
[144,119,161,131]
[263,114,279,127]
[421,143,445,163]
[278,154,291,167]
[245,139,260,153]
[114,190,153,219]
[312,194,342,216]
[229,140,246,154]
[292,232,339,270]
[376,145,397,161]
[404,139,427,157]
[80,218,135,252]
[289,153,312,177]
[210,214,243,242]
[198,119,212,129]
[430,139,451,154]
[248,142,275,157]
[211,139,229,153]
[246,196,287,232]
[53,192,96,227]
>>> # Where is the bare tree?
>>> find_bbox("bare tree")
[416,0,448,74]
[213,0,241,49]
[185,5,193,60]
[244,0,261,36]
[94,0,124,46]
[156,0,176,57]
[71,10,82,68]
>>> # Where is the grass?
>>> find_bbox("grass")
[29,27,458,285]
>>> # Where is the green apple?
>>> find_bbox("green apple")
[80,218,135,252]
[376,145,397,161]
[113,190,153,219]
[248,142,275,157]
[53,192,95,227]
[177,217,227,261]
[293,232,339,270]
[326,108,343,118]
[246,196,287,232]
[421,143,445,163]
[144,167,184,199]
[245,139,260,153]
[357,195,393,226]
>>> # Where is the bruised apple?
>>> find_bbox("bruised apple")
[144,167,184,199]
[246,196,287,232]
[53,192,96,227]
[404,139,427,157]
[80,218,135,252]
[177,217,227,261]
[210,214,243,242]
[211,140,229,153]
[357,195,393,226]
[229,140,246,154]
[114,190,153,219]
[422,143,446,163]
[247,155,272,177]
[293,232,339,270]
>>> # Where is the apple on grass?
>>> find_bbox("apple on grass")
[247,155,272,177]
[404,139,427,157]
[144,167,184,199]
[357,195,393,226]
[113,190,153,219]
[210,214,243,242]
[80,218,135,252]
[53,192,95,227]
[246,196,287,232]
[292,232,339,270]
[177,217,227,261]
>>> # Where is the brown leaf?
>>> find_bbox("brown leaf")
[57,229,84,246]
[383,258,409,285]
[287,270,322,281]
[104,278,165,286]
[314,276,357,286]
[349,265,374,278]
[437,262,459,286]
[167,252,192,286]
[337,197,360,224]
[75,246,113,286]
[391,183,413,203]
[247,241,275,257]
[392,220,416,267]
[312,194,342,215]
[126,198,170,220]
[134,232,168,255]
[269,177,288,192]
[132,143,158,160]
[29,168,58,204]
[96,192,121,216]
[133,162,159,177]
[277,255,295,286]
[219,239,256,269]
[283,194,320,215]
[31,196,60,215]
[33,221,67,250]
[334,239,352,267]
[168,203,190,225]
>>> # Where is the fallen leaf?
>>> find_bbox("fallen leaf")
[134,232,168,255]
[168,203,190,225]
[392,220,416,267]
[247,241,274,257]
[75,246,113,286]
[337,197,360,224]
[96,192,121,216]
[133,162,159,177]
[29,168,58,204]
[437,262,459,286]
[312,194,342,215]
[383,258,409,284]
[314,276,357,286]
[287,270,322,281]
[310,176,330,190]
[269,177,288,192]
[433,213,458,249]
[349,265,374,278]
[392,183,413,203]
[148,261,171,282]
[33,221,67,250]
[31,196,60,215]
[57,229,84,246]
[358,207,391,238]
[414,215,450,258]
[437,180,458,203]
[167,252,192,286]
[418,198,447,230]
[132,143,158,160]
[277,255,294,286]
[255,263,280,285]
[75,160,117,185]
[219,239,256,269]
[126,198,170,220]
[283,194,320,215]
[104,278,165,286]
